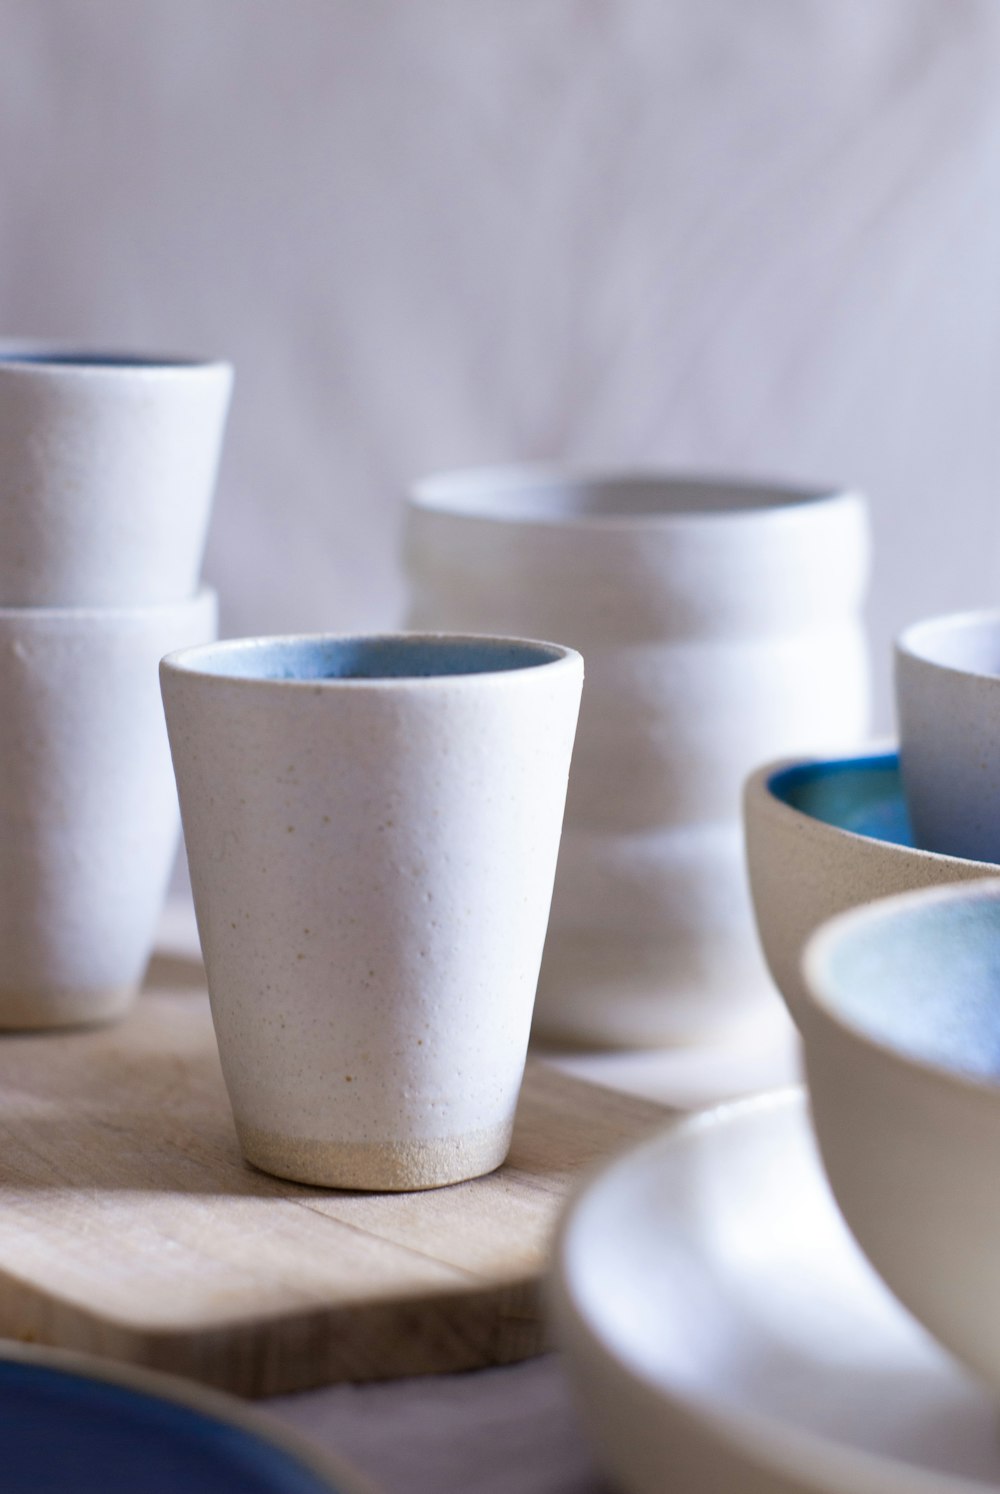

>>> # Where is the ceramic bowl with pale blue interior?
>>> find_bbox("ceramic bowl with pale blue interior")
[743,748,998,1027]
[801,880,1000,1394]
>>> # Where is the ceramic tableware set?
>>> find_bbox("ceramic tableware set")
[0,348,227,1029]
[160,463,870,1192]
[554,608,1000,1494]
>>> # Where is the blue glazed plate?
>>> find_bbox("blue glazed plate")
[0,1346,372,1494]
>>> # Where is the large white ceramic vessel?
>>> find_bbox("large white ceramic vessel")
[406,467,870,1046]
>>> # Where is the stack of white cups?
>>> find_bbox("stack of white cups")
[0,348,229,1028]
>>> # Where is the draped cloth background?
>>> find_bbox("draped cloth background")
[3,0,1000,729]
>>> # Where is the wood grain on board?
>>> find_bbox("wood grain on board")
[0,952,668,1397]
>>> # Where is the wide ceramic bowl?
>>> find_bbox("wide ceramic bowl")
[801,881,1000,1394]
[743,749,997,1028]
[551,1089,1000,1494]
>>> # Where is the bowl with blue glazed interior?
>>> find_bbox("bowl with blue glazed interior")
[801,880,1000,1394]
[743,749,997,1027]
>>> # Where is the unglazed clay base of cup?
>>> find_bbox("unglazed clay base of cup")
[237,1117,513,1192]
[162,633,583,1191]
[0,983,135,1032]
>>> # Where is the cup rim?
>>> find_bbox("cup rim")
[410,464,860,529]
[895,607,1000,684]
[0,585,217,624]
[0,339,231,376]
[160,630,583,689]
[801,878,1000,1100]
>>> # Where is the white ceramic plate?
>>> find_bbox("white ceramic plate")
[552,1089,1000,1494]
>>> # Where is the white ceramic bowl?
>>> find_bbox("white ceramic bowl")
[744,749,997,1028]
[801,880,1000,1394]
[408,467,870,1047]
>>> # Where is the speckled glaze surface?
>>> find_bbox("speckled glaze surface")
[743,749,998,1030]
[0,589,217,1028]
[895,609,1000,863]
[406,467,870,1046]
[161,633,583,1191]
[0,346,232,606]
[801,881,1000,1395]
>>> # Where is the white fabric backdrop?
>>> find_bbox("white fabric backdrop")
[3,0,1000,729]
[3,9,999,1486]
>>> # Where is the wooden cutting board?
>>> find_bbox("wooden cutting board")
[0,951,668,1398]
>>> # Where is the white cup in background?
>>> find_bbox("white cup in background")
[0,347,232,606]
[0,588,217,1028]
[895,608,1000,862]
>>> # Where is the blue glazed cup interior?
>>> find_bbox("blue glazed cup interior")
[809,888,1000,1082]
[167,634,568,683]
[0,351,214,369]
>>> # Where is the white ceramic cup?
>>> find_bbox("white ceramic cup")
[160,633,583,1191]
[406,466,870,1046]
[895,609,1000,863]
[0,346,232,606]
[0,588,217,1028]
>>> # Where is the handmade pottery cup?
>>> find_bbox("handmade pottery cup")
[744,749,997,1028]
[0,346,232,606]
[0,588,217,1027]
[406,466,870,1046]
[160,633,583,1191]
[801,881,1000,1395]
[895,609,1000,863]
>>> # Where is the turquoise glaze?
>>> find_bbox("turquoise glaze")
[769,753,914,848]
[818,891,1000,1082]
